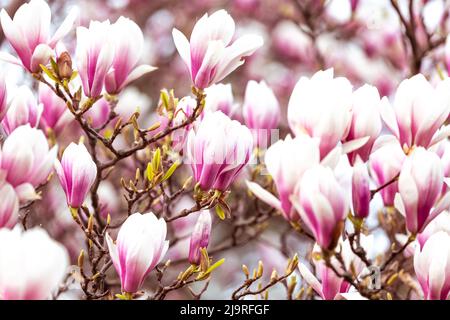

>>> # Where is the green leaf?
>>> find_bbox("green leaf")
[152,148,161,173]
[215,204,226,220]
[162,161,180,182]
[146,162,154,181]
[50,57,59,75]
[70,70,79,82]
[196,258,225,280]
[40,64,58,81]
[160,90,170,110]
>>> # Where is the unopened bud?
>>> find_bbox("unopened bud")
[57,52,73,79]
[256,260,264,278]
[188,211,212,265]
[242,265,250,279]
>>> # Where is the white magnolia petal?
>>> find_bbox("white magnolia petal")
[172,28,191,68]
[246,180,282,211]
[342,136,370,154]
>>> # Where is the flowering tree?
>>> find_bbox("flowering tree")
[0,0,449,300]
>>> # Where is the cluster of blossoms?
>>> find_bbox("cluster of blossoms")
[0,0,449,301]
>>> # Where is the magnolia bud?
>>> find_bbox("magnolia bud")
[188,211,212,265]
[351,158,371,219]
[54,142,97,208]
[395,147,447,234]
[106,212,169,294]
[57,52,73,79]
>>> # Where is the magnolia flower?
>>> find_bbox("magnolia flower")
[287,69,353,158]
[344,84,383,165]
[84,97,111,129]
[445,34,450,76]
[369,135,406,206]
[204,83,234,116]
[380,74,450,151]
[172,9,263,89]
[0,0,78,72]
[114,87,151,121]
[189,211,212,265]
[418,211,450,249]
[105,16,156,94]
[106,212,169,294]
[186,111,253,191]
[0,183,19,229]
[272,20,313,62]
[242,80,280,148]
[246,134,320,222]
[298,236,373,300]
[76,20,115,98]
[97,181,119,219]
[0,124,57,201]
[39,83,72,135]
[1,86,43,135]
[170,96,197,151]
[0,227,69,300]
[54,142,97,208]
[292,165,348,249]
[352,158,371,219]
[437,140,450,195]
[414,231,450,300]
[0,74,8,122]
[394,147,449,235]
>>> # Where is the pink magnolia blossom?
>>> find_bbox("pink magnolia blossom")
[76,20,115,98]
[369,135,406,206]
[172,9,263,89]
[418,211,450,249]
[0,227,69,300]
[39,83,72,135]
[351,157,371,219]
[242,80,280,148]
[0,74,8,122]
[292,165,348,250]
[246,134,320,222]
[188,210,212,265]
[105,16,156,94]
[204,83,234,116]
[298,236,373,300]
[394,147,450,235]
[414,231,450,300]
[380,74,450,151]
[54,142,97,208]
[84,97,111,129]
[0,183,19,229]
[170,96,197,152]
[445,34,450,76]
[186,111,253,191]
[0,0,78,72]
[272,20,313,63]
[106,212,169,294]
[344,84,383,165]
[1,86,43,135]
[287,69,353,159]
[97,181,119,219]
[0,124,57,201]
